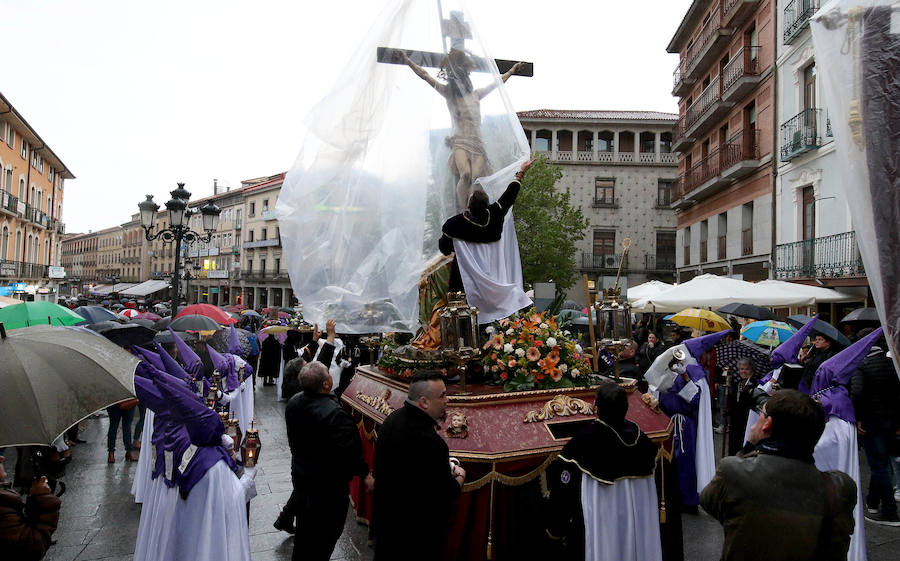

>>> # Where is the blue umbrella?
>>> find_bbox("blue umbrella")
[741,320,796,347]
[241,310,262,318]
[74,305,118,324]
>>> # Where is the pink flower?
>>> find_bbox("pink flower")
[534,340,544,348]
[508,359,518,368]
[526,347,540,362]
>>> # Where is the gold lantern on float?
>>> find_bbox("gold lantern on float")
[439,292,481,395]
[593,238,633,382]
[241,420,261,467]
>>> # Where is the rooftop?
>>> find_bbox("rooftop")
[517,109,678,122]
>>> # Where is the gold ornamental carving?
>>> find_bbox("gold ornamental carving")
[356,388,395,416]
[524,395,595,423]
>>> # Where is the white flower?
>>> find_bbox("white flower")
[575,344,583,354]
[515,348,525,358]
[540,322,548,329]
[564,330,571,336]
[572,368,580,377]
[503,343,514,353]
[506,328,515,336]
[485,326,495,334]
[559,363,568,373]
[546,337,558,348]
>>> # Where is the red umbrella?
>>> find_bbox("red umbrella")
[135,312,162,321]
[124,301,137,309]
[175,303,237,325]
[118,309,140,319]
[225,306,244,313]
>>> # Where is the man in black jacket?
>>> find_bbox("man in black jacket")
[373,371,465,561]
[851,327,900,525]
[283,360,372,561]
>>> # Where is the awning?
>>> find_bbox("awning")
[90,284,110,295]
[93,283,137,296]
[120,280,170,297]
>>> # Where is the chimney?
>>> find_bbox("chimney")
[213,179,218,195]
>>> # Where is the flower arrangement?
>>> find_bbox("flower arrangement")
[482,309,594,392]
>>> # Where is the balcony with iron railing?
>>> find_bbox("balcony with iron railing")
[241,269,290,282]
[774,231,864,280]
[679,6,730,84]
[722,46,761,101]
[784,0,819,45]
[644,253,677,272]
[674,77,734,151]
[0,260,50,279]
[581,253,627,271]
[780,108,825,161]
[534,149,676,165]
[673,129,760,208]
[0,190,18,215]
[742,228,753,256]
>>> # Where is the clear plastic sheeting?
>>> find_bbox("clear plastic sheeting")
[276,0,529,334]
[811,1,900,375]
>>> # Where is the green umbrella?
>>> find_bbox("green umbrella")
[0,324,138,447]
[0,301,86,329]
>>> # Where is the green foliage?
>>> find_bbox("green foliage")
[513,156,589,291]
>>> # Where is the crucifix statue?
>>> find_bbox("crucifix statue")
[377,10,533,210]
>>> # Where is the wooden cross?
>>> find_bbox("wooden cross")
[376,10,533,77]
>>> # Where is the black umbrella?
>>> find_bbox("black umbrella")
[785,315,851,347]
[154,316,173,331]
[717,303,775,321]
[86,320,124,332]
[128,318,156,329]
[99,324,157,348]
[169,314,221,332]
[74,305,119,324]
[715,339,771,375]
[207,327,252,356]
[840,307,880,323]
[111,303,125,310]
[153,330,195,345]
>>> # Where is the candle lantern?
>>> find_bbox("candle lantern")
[241,420,261,467]
[439,292,480,352]
[206,382,219,409]
[225,414,242,455]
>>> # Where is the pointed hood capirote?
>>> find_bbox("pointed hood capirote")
[133,346,165,372]
[154,341,192,382]
[170,328,203,378]
[154,371,224,447]
[684,329,731,360]
[810,327,884,424]
[770,314,819,369]
[206,343,239,391]
[227,324,244,357]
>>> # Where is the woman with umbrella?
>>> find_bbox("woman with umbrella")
[799,333,840,392]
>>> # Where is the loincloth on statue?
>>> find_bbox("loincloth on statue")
[446,135,488,176]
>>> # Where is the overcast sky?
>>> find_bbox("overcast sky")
[4,0,692,233]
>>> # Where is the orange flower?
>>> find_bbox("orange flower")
[542,347,562,381]
[489,334,505,350]
[508,358,518,368]
[499,318,510,327]
[526,347,541,362]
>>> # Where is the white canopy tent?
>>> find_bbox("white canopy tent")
[630,274,855,313]
[120,280,170,298]
[626,280,673,304]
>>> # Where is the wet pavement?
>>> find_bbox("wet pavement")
[31,384,900,560]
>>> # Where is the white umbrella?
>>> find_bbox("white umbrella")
[0,324,139,447]
[635,274,818,313]
[627,280,674,305]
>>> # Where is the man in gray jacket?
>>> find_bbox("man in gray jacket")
[701,389,857,561]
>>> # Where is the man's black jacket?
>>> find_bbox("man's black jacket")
[284,386,367,487]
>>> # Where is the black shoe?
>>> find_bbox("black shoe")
[864,512,900,526]
[273,512,296,534]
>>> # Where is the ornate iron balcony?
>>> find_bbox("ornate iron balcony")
[780,108,822,161]
[774,231,864,279]
[784,0,819,45]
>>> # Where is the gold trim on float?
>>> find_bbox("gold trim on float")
[354,388,395,416]
[524,395,595,423]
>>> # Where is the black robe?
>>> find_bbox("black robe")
[373,402,460,561]
[438,180,521,292]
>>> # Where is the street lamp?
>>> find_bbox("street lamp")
[137,183,220,306]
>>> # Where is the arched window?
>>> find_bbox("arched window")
[45,240,50,264]
[18,179,24,200]
[1,226,8,260]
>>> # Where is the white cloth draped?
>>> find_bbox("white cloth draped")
[134,477,178,561]
[225,379,255,435]
[453,214,532,324]
[743,410,759,447]
[695,379,716,492]
[581,473,662,561]
[159,461,252,561]
[814,417,867,561]
[131,408,155,503]
[275,355,285,401]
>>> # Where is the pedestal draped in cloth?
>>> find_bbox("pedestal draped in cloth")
[134,476,178,561]
[453,214,531,324]
[694,379,716,492]
[131,408,155,503]
[813,417,867,561]
[581,474,662,561]
[159,461,252,561]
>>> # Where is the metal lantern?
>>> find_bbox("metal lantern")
[225,415,242,455]
[439,292,480,352]
[241,420,261,467]
[592,237,633,381]
[206,372,221,409]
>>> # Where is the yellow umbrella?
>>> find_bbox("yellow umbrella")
[669,308,731,333]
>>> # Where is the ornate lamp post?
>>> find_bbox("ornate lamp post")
[138,184,220,306]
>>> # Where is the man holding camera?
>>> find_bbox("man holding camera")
[0,455,61,561]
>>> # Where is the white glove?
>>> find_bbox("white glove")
[670,363,686,375]
[219,391,235,404]
[240,468,258,502]
[221,434,234,450]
